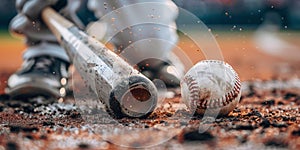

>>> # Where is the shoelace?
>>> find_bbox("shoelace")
[33,57,55,73]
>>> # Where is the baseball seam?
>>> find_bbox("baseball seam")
[184,75,200,111]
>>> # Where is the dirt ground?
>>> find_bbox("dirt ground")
[0,30,300,149]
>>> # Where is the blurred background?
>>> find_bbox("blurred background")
[175,0,300,29]
[0,0,300,89]
[1,0,300,29]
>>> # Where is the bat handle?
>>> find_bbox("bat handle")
[42,7,74,42]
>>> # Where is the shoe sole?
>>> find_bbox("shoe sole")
[6,83,61,100]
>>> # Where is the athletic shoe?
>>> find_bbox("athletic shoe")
[5,56,69,99]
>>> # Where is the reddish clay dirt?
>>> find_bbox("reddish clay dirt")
[0,31,300,149]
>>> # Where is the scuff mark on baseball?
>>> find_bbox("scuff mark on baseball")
[180,60,241,116]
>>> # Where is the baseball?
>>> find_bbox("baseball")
[180,60,241,116]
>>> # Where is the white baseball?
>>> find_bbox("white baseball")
[180,60,241,116]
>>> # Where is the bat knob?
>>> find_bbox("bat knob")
[109,75,158,118]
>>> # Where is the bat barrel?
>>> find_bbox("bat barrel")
[108,75,158,118]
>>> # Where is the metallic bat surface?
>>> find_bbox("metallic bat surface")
[42,8,158,118]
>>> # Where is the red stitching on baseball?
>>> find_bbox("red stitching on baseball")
[184,75,199,110]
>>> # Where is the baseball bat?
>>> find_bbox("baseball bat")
[41,7,158,118]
